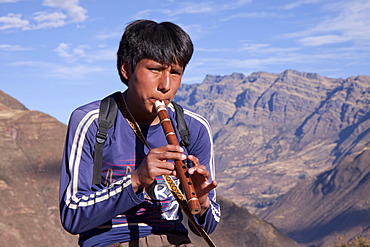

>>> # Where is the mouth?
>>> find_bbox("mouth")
[150,97,170,105]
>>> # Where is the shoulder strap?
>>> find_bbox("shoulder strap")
[92,91,120,185]
[172,101,191,149]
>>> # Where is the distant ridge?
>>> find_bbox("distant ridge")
[175,69,370,246]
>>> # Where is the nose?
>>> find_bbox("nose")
[158,71,171,93]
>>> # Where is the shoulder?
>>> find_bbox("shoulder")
[169,102,212,135]
[68,100,101,129]
[184,108,210,129]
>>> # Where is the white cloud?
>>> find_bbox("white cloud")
[33,11,65,22]
[54,42,87,61]
[42,0,87,23]
[0,0,20,2]
[54,43,115,63]
[287,0,370,47]
[228,55,304,69]
[0,44,31,51]
[96,31,122,41]
[0,0,87,31]
[220,11,282,22]
[10,59,106,79]
[299,35,351,46]
[51,64,105,79]
[196,47,233,52]
[135,0,253,18]
[282,0,320,10]
[32,11,67,29]
[88,49,115,62]
[0,11,68,30]
[0,13,29,30]
[9,60,54,69]
[239,42,300,55]
[55,43,73,58]
[181,23,209,40]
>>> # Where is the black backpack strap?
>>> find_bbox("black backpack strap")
[172,101,190,149]
[92,92,120,185]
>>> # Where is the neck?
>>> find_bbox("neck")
[136,115,160,126]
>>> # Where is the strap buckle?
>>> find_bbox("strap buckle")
[96,130,107,144]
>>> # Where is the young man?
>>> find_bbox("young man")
[59,20,220,247]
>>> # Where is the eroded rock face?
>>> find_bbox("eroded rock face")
[175,70,370,213]
[261,147,370,247]
[190,197,299,247]
[0,90,76,246]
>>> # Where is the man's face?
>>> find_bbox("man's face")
[124,58,184,123]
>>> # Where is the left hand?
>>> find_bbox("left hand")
[187,155,217,217]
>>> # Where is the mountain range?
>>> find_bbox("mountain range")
[175,70,370,215]
[174,69,370,246]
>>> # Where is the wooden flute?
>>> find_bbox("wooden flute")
[155,100,201,214]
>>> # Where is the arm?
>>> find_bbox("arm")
[59,107,144,234]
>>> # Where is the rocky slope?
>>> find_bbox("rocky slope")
[175,70,370,214]
[190,196,298,247]
[0,90,76,246]
[261,146,370,246]
[0,89,296,247]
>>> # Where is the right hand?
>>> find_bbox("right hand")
[130,144,186,192]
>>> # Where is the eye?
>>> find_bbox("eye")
[171,70,183,75]
[149,67,161,72]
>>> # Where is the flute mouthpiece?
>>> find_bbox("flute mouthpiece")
[154,100,166,109]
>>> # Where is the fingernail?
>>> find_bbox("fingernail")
[180,147,184,152]
[181,154,187,160]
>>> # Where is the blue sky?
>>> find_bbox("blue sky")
[1,0,369,124]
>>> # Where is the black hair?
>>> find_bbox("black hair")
[117,20,194,85]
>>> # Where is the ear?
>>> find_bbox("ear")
[120,63,131,80]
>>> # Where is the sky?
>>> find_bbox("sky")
[1,0,369,124]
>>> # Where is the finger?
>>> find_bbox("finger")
[152,144,184,153]
[187,155,200,167]
[161,152,187,161]
[201,181,218,195]
[148,150,186,162]
[208,180,218,190]
[196,180,218,198]
[188,166,209,176]
[159,161,176,171]
[148,163,176,177]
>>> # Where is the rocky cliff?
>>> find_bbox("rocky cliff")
[0,90,75,246]
[261,146,370,246]
[175,70,370,214]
